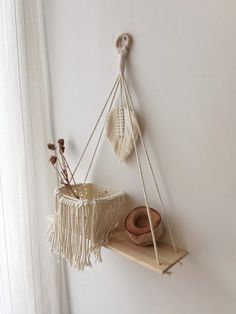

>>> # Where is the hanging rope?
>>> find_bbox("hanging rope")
[84,77,121,182]
[70,75,120,181]
[122,76,177,252]
[120,74,161,265]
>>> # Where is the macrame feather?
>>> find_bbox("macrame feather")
[105,105,139,161]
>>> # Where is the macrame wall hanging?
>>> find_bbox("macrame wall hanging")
[47,33,187,274]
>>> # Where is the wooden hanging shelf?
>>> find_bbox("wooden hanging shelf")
[105,230,188,274]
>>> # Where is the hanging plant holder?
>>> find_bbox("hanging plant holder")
[47,32,188,274]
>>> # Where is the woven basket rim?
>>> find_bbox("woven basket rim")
[55,183,125,204]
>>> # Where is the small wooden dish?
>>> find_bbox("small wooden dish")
[125,206,164,246]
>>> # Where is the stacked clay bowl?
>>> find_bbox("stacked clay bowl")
[125,206,164,246]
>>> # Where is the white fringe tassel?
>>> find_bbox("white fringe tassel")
[47,184,125,271]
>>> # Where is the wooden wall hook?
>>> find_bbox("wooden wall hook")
[115,33,132,52]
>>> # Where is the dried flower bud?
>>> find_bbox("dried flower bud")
[49,155,57,165]
[47,143,56,150]
[58,138,64,147]
[59,146,65,154]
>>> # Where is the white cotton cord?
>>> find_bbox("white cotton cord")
[70,75,120,181]
[118,46,128,75]
[120,72,123,106]
[91,203,95,248]
[84,77,121,182]
[122,76,177,252]
[120,76,161,266]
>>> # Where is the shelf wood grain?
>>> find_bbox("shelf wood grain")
[105,230,188,274]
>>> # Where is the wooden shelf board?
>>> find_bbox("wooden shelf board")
[105,230,188,274]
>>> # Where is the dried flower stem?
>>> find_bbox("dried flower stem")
[59,149,79,198]
[60,149,67,171]
[58,165,78,198]
[48,139,79,199]
[62,155,78,189]
[53,164,65,183]
[56,156,65,175]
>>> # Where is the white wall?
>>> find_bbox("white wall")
[43,1,236,313]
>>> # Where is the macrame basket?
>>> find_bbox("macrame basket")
[47,183,125,270]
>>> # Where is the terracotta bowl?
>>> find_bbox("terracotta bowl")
[125,206,164,246]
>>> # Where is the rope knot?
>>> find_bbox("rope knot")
[118,47,128,75]
[116,33,132,75]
